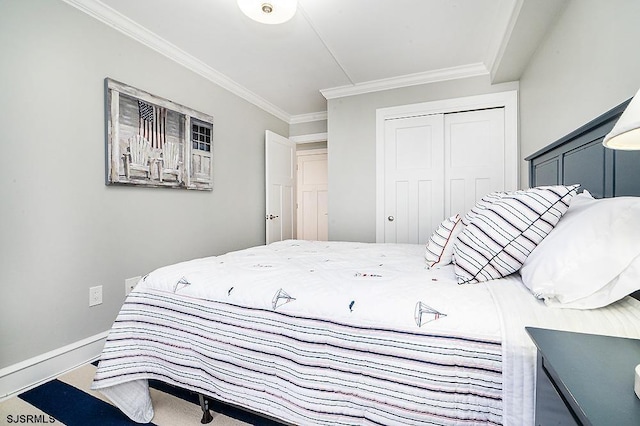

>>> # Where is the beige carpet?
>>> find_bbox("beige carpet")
[0,363,260,425]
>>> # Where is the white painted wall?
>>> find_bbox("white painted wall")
[0,0,287,370]
[519,0,640,186]
[327,76,518,243]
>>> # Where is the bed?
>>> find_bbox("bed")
[92,99,640,425]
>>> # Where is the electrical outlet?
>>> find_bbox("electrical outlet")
[89,285,103,307]
[125,276,141,296]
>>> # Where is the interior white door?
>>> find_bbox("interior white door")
[444,108,505,217]
[296,150,328,241]
[383,114,445,244]
[265,130,295,244]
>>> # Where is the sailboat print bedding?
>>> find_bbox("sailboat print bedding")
[92,239,640,425]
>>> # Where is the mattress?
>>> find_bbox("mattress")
[92,240,640,425]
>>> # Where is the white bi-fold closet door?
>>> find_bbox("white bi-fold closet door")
[380,107,508,244]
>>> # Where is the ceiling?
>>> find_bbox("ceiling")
[64,0,568,123]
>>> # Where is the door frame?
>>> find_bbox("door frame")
[266,132,328,244]
[374,90,518,243]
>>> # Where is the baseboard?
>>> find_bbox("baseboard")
[0,331,109,401]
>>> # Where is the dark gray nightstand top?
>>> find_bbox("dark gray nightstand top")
[526,327,640,426]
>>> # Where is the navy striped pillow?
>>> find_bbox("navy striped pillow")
[453,184,579,284]
[461,191,508,226]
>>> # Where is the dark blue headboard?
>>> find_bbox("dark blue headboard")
[527,100,640,300]
[526,98,640,197]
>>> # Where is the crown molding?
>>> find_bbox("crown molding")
[486,0,524,82]
[289,132,328,144]
[61,0,292,123]
[320,63,489,100]
[289,111,328,124]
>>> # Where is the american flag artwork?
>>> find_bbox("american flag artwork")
[106,78,213,190]
[138,100,166,149]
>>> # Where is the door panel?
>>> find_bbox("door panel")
[383,115,445,244]
[301,190,316,239]
[418,180,434,246]
[265,131,295,244]
[281,184,293,240]
[297,151,328,241]
[390,180,410,243]
[445,109,505,217]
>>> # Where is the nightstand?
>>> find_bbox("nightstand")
[526,327,640,425]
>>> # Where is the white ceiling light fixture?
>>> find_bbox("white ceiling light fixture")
[237,0,297,25]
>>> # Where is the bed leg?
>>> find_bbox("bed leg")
[198,393,214,424]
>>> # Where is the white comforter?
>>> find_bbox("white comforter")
[138,240,501,336]
[93,240,640,425]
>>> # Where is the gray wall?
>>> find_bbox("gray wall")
[0,0,287,369]
[290,120,327,137]
[519,0,640,186]
[327,76,518,243]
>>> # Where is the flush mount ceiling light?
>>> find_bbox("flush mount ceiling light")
[237,0,297,25]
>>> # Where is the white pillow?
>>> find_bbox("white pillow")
[454,185,579,284]
[425,214,463,268]
[520,191,640,309]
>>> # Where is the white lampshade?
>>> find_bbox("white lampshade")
[603,88,640,150]
[237,0,297,25]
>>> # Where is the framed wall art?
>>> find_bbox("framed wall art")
[105,78,214,190]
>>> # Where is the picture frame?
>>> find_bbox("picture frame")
[105,78,214,190]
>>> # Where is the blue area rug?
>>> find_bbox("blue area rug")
[7,362,283,426]
[19,379,152,426]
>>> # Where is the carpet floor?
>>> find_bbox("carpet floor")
[0,363,282,425]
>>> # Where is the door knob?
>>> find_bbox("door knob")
[387,216,395,222]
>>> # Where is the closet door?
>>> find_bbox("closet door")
[376,92,516,244]
[383,114,444,244]
[444,108,505,217]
